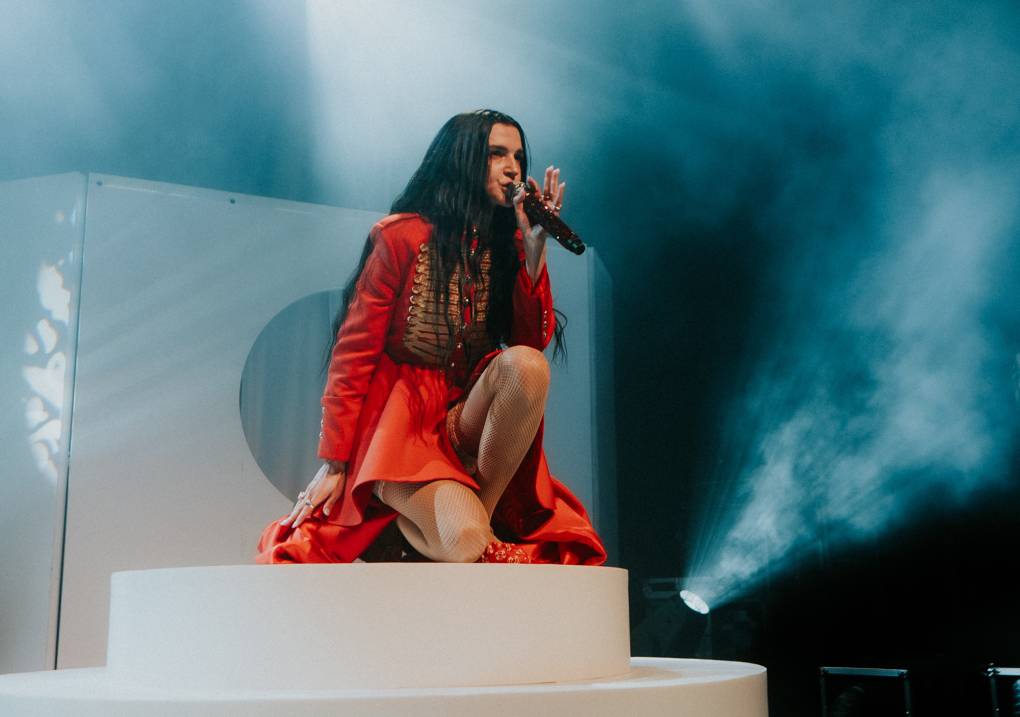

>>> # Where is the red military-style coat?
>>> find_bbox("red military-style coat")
[256,213,607,565]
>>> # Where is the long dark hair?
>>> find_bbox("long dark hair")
[324,109,566,372]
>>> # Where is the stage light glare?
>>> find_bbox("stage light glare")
[680,590,710,615]
[633,580,713,658]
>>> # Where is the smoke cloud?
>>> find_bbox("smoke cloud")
[680,1,1020,605]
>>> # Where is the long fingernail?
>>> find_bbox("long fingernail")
[323,507,330,516]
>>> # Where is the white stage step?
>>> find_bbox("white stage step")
[106,563,631,690]
[0,658,767,716]
[0,564,768,716]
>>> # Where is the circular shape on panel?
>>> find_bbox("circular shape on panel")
[239,291,343,500]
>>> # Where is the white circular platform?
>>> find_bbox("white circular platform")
[0,564,768,716]
[0,658,767,716]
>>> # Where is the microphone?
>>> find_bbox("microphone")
[507,182,586,255]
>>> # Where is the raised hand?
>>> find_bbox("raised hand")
[541,165,565,216]
[513,165,566,236]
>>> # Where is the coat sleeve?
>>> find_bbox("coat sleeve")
[318,228,402,462]
[509,232,555,351]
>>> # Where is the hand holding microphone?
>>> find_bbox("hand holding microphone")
[507,166,586,255]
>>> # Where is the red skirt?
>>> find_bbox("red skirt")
[255,351,607,565]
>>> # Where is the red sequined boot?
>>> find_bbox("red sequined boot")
[478,541,531,564]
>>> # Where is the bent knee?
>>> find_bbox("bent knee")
[496,345,551,388]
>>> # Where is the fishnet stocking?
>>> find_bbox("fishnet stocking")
[374,479,494,563]
[456,345,551,516]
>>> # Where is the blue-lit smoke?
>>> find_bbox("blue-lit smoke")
[690,173,1017,605]
[681,2,1020,606]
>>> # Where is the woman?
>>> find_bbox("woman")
[256,110,606,565]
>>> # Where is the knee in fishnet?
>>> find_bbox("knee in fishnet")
[490,345,551,406]
[376,479,492,563]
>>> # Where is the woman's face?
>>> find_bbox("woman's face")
[485,123,524,207]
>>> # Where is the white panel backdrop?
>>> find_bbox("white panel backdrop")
[51,173,614,668]
[0,174,85,674]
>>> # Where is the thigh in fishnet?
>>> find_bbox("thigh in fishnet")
[374,479,493,563]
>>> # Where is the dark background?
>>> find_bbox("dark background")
[3,1,1018,714]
